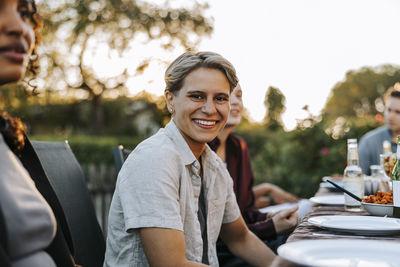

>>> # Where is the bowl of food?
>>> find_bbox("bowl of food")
[362,190,393,217]
[362,202,393,217]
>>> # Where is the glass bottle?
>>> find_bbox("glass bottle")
[369,165,386,194]
[391,136,400,218]
[370,165,390,192]
[383,140,392,156]
[343,138,364,211]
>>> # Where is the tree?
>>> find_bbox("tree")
[263,86,286,131]
[38,0,213,133]
[323,65,400,121]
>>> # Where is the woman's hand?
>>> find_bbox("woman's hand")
[253,183,298,208]
[268,184,298,204]
[271,206,299,235]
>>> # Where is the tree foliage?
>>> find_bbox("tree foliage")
[263,86,285,131]
[37,0,213,133]
[9,92,168,137]
[323,65,400,121]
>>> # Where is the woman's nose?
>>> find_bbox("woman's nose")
[3,10,25,37]
[230,96,239,105]
[202,99,217,114]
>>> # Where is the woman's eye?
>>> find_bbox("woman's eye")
[19,9,31,19]
[18,2,34,20]
[189,94,203,100]
[215,96,229,102]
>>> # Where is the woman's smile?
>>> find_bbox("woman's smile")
[193,119,218,128]
[0,41,28,63]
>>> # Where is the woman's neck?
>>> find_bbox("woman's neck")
[215,126,235,162]
[189,143,206,159]
[218,126,234,144]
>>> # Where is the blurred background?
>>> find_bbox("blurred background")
[1,0,399,229]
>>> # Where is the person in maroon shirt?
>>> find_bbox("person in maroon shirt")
[209,84,299,266]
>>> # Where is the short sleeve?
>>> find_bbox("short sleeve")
[117,144,183,232]
[222,170,241,224]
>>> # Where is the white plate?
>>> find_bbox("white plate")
[259,199,313,220]
[278,239,400,267]
[309,195,344,206]
[308,215,400,235]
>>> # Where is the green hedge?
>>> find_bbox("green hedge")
[31,135,144,165]
[31,115,381,199]
[238,115,381,198]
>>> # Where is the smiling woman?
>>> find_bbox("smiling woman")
[104,51,277,266]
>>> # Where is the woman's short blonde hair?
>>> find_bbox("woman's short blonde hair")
[165,51,238,95]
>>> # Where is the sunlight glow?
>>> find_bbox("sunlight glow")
[79,0,400,130]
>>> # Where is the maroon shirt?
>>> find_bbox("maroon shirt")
[209,134,276,240]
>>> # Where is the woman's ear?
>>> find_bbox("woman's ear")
[165,91,175,114]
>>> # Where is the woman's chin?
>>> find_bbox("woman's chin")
[225,119,241,128]
[0,68,25,86]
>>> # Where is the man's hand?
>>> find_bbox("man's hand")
[271,206,299,235]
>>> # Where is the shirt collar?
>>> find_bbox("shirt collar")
[164,120,198,166]
[384,125,396,144]
[164,120,222,168]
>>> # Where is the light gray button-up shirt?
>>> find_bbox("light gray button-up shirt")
[104,121,241,267]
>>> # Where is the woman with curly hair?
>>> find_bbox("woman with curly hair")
[0,1,77,266]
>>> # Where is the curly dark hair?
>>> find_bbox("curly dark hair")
[0,111,26,156]
[24,0,43,91]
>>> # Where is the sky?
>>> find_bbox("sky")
[124,0,400,130]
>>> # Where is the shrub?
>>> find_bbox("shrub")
[238,115,381,198]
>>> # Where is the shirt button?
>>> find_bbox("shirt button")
[194,161,200,169]
[191,166,198,173]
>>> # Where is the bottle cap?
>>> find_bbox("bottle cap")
[347,138,357,145]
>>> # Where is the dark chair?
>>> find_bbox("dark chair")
[112,145,131,173]
[32,141,105,267]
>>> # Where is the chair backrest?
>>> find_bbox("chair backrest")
[32,140,105,267]
[112,145,131,173]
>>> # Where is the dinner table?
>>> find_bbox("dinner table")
[270,185,400,267]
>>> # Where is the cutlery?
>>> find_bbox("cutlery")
[312,232,399,240]
[326,179,362,202]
